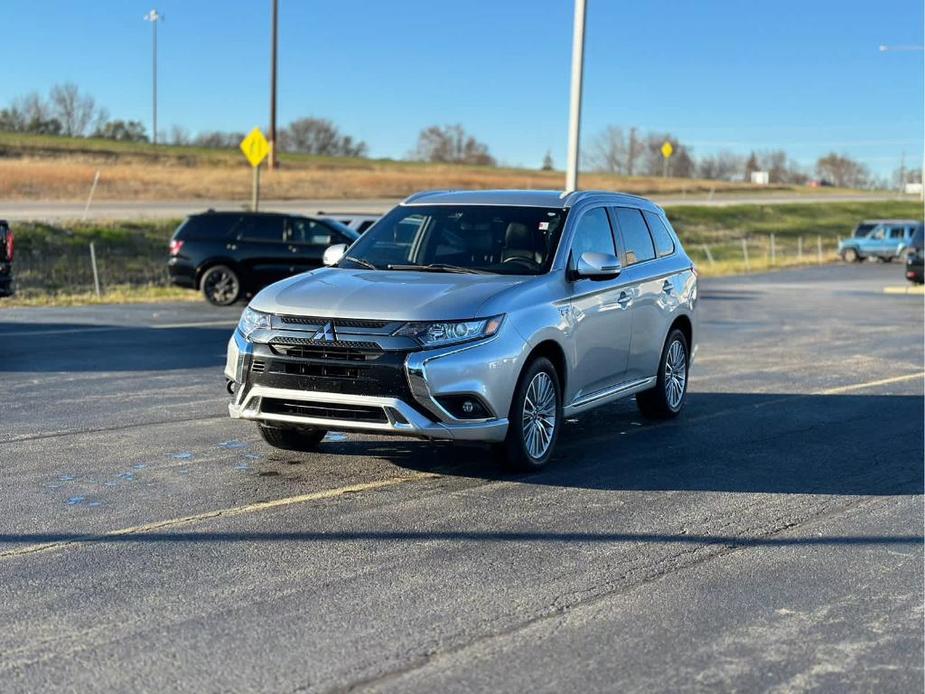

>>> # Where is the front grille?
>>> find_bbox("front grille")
[269,342,382,361]
[279,315,391,330]
[262,398,388,423]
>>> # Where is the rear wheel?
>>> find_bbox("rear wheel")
[841,248,859,263]
[201,265,241,305]
[257,423,327,451]
[493,357,562,471]
[636,329,689,419]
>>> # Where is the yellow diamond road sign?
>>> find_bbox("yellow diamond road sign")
[240,128,270,168]
[661,141,674,159]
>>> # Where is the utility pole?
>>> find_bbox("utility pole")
[269,0,279,169]
[144,9,163,146]
[565,0,587,192]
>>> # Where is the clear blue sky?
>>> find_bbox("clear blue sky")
[1,0,922,177]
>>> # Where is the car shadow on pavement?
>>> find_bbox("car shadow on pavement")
[0,322,232,372]
[318,391,923,497]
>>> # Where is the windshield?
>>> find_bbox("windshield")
[339,205,568,275]
[853,223,876,238]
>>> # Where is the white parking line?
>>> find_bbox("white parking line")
[0,473,439,560]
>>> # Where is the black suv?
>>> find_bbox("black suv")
[168,211,359,305]
[0,220,13,297]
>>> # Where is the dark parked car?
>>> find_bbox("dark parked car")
[905,224,924,285]
[168,211,359,305]
[0,220,13,297]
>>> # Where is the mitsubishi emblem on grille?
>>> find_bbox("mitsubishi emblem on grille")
[313,321,337,342]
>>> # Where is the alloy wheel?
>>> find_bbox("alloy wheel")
[664,338,687,410]
[205,269,239,304]
[521,371,557,460]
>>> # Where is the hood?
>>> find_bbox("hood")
[250,267,531,320]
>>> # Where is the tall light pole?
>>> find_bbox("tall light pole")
[144,9,163,145]
[565,0,587,192]
[269,0,279,169]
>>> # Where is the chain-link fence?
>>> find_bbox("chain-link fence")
[8,221,175,298]
[685,234,843,275]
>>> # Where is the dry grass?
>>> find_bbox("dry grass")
[0,284,200,308]
[0,156,792,201]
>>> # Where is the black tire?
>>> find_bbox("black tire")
[200,264,241,306]
[636,329,690,420]
[493,357,562,472]
[257,423,327,451]
[842,248,859,263]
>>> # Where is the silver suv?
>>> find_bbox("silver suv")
[225,190,698,470]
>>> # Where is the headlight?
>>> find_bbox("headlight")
[395,315,504,348]
[238,306,271,340]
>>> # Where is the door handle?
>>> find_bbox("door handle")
[617,291,633,308]
[226,243,237,251]
[662,280,673,294]
[288,245,299,253]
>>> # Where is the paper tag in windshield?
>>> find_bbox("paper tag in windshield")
[538,222,550,230]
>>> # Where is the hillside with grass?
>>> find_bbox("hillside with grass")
[0,131,842,202]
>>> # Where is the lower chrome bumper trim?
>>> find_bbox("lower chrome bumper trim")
[229,385,508,442]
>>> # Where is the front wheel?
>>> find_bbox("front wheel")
[841,248,860,263]
[201,264,241,306]
[493,357,562,471]
[257,424,327,451]
[636,329,689,419]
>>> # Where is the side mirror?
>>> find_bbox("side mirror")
[323,243,347,267]
[572,251,622,280]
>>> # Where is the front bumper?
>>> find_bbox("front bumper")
[225,325,527,443]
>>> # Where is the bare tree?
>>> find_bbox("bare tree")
[744,151,761,182]
[281,117,367,157]
[412,124,495,166]
[585,126,627,173]
[169,125,191,146]
[49,83,99,136]
[698,151,744,180]
[626,127,643,176]
[815,152,869,188]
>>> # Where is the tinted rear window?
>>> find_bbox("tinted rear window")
[613,207,656,265]
[175,214,240,240]
[643,211,676,257]
[911,226,924,246]
[234,216,286,242]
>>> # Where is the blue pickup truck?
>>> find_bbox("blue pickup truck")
[838,219,921,263]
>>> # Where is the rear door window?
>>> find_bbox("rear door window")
[612,207,656,265]
[235,216,285,242]
[642,211,675,257]
[290,218,347,246]
[889,226,906,239]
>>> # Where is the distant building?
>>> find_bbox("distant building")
[750,171,770,185]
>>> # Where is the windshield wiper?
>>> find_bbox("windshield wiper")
[341,256,377,270]
[386,263,491,275]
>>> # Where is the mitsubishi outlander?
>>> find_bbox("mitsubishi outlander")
[225,190,698,470]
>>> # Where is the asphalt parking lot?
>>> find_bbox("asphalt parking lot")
[0,263,922,692]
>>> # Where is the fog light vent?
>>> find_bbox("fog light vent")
[435,395,491,420]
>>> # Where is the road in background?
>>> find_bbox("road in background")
[0,263,922,691]
[0,191,918,222]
